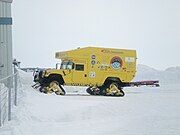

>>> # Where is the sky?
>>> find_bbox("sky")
[12,0,180,70]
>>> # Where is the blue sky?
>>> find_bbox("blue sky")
[12,0,180,70]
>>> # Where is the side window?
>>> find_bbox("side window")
[75,64,84,71]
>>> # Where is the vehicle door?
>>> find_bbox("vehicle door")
[72,62,88,85]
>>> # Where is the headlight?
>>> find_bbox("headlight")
[42,70,50,77]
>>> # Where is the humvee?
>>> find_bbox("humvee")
[33,47,159,97]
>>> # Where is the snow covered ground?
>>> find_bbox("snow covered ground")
[0,70,180,135]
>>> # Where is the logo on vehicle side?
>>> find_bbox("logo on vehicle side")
[110,56,123,70]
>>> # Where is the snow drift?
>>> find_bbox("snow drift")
[0,66,180,135]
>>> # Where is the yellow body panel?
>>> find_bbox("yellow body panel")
[46,47,137,86]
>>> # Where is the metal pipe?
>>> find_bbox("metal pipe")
[14,67,17,106]
[7,77,11,121]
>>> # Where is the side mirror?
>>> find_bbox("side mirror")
[72,63,75,69]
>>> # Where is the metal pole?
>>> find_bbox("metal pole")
[8,77,11,121]
[14,67,17,106]
[0,0,13,125]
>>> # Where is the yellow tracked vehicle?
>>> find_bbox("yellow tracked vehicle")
[33,47,159,97]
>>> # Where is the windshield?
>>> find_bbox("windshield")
[60,61,74,70]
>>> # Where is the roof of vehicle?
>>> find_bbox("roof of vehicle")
[55,47,136,60]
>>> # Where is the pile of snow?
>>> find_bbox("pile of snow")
[17,69,34,85]
[134,64,180,84]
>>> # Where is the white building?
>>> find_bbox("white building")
[0,0,13,79]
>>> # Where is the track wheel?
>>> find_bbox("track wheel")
[39,85,49,94]
[86,87,94,95]
[48,81,66,95]
[86,86,100,95]
[55,85,66,95]
[106,82,125,97]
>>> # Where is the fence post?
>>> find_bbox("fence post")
[14,67,17,106]
[8,77,11,121]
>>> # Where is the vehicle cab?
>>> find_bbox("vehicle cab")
[55,59,88,86]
